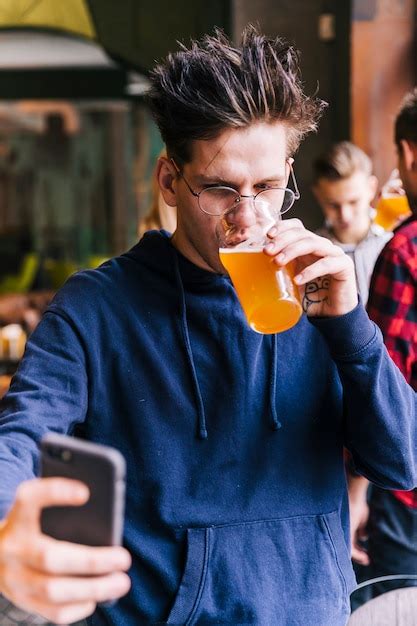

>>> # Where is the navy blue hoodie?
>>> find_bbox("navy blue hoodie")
[0,230,416,625]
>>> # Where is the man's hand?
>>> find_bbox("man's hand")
[0,478,131,625]
[264,219,358,317]
[347,474,371,566]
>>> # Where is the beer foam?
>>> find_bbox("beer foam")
[219,247,263,254]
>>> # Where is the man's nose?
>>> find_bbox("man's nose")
[339,204,353,223]
[225,197,257,228]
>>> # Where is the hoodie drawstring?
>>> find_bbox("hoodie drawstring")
[269,333,281,431]
[172,245,280,438]
[173,252,208,440]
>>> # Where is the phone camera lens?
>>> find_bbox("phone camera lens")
[61,449,72,462]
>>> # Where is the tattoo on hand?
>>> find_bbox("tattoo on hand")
[302,277,330,313]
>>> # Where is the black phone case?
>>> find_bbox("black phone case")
[40,434,126,547]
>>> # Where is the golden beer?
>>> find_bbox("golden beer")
[220,248,302,334]
[374,195,411,231]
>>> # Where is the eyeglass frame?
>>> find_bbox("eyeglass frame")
[170,157,300,217]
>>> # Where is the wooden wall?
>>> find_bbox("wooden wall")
[351,0,416,186]
[233,0,351,229]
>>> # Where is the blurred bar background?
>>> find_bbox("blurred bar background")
[0,0,412,379]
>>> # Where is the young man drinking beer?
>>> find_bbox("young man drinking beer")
[0,26,416,626]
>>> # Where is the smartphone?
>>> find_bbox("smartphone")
[40,433,126,547]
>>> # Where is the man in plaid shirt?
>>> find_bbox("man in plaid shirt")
[349,89,417,602]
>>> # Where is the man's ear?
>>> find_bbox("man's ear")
[399,139,417,171]
[156,157,178,207]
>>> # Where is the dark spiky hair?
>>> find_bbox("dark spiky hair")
[395,87,417,146]
[147,25,326,164]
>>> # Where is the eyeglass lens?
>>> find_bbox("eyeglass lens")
[199,188,295,216]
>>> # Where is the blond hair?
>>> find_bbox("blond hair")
[139,151,177,236]
[312,141,373,183]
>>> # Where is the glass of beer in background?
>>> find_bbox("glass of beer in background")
[216,170,302,334]
[374,169,411,231]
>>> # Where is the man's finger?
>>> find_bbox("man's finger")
[10,478,89,529]
[266,218,304,239]
[264,232,314,257]
[23,570,131,604]
[23,536,131,575]
[265,223,306,249]
[294,255,353,286]
[2,592,96,626]
[351,545,370,566]
[267,236,343,266]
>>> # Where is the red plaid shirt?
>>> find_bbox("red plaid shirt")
[367,214,417,508]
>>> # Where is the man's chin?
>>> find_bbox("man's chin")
[334,226,354,238]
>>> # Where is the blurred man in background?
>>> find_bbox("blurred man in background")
[348,89,417,601]
[313,141,391,305]
[313,142,392,608]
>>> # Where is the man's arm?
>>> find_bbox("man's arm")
[367,247,417,387]
[347,472,370,565]
[0,478,131,624]
[0,309,131,622]
[266,219,416,489]
[311,303,416,490]
[0,310,88,517]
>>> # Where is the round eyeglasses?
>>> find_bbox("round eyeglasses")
[171,158,300,217]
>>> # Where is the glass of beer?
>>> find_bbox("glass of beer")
[373,169,411,231]
[217,188,302,334]
[374,194,411,231]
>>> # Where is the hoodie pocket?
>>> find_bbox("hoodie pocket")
[166,511,355,626]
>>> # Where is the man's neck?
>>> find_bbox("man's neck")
[171,231,222,274]
[331,226,370,246]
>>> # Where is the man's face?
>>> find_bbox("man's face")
[167,121,289,273]
[313,171,377,244]
[397,141,417,211]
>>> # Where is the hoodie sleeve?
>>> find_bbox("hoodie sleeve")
[309,302,417,491]
[0,310,88,519]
